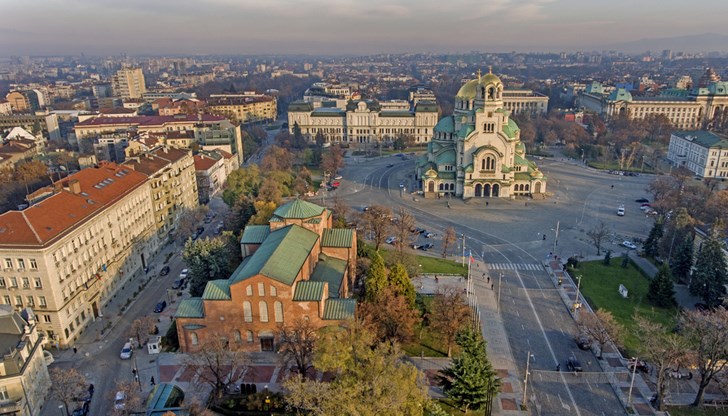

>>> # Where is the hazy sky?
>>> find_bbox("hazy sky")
[1,0,727,56]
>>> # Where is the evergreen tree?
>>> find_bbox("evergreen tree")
[621,252,629,268]
[603,250,611,266]
[644,221,664,258]
[671,235,693,283]
[292,122,306,149]
[438,328,500,413]
[647,265,677,308]
[387,262,416,307]
[183,237,234,297]
[690,226,728,307]
[365,252,387,302]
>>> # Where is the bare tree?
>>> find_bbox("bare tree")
[128,316,157,347]
[442,226,457,258]
[586,221,610,256]
[278,318,319,379]
[429,287,471,357]
[361,205,393,251]
[320,144,345,176]
[110,380,144,416]
[680,309,728,407]
[177,206,210,241]
[361,286,421,346]
[330,195,350,228]
[392,208,416,255]
[184,335,249,399]
[576,310,622,359]
[635,316,689,411]
[49,367,87,416]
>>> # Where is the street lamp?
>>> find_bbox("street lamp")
[58,405,65,416]
[522,351,535,409]
[497,272,503,312]
[627,357,638,408]
[552,221,560,255]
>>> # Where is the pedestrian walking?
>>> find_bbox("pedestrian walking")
[73,346,77,354]
[487,276,490,283]
[491,283,494,290]
[150,376,155,386]
[486,201,489,207]
[556,363,561,371]
[435,276,439,283]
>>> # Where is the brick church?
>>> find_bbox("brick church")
[175,199,357,352]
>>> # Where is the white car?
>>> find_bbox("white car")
[334,175,342,180]
[120,342,133,360]
[622,241,637,250]
[179,269,188,279]
[114,391,126,410]
[617,205,625,216]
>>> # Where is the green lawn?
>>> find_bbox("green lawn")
[667,406,728,416]
[575,260,678,355]
[417,255,468,276]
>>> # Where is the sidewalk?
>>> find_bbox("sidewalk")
[413,265,526,415]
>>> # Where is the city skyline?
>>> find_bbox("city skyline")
[2,0,728,56]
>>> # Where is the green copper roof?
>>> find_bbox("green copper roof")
[501,165,512,173]
[458,124,474,139]
[202,280,231,300]
[502,118,520,139]
[322,228,354,248]
[608,88,633,102]
[514,154,529,166]
[415,101,438,112]
[323,298,356,320]
[273,199,325,220]
[514,172,532,180]
[464,163,474,173]
[310,254,347,298]
[230,224,319,286]
[240,225,270,244]
[380,111,414,118]
[293,281,326,301]
[176,299,204,318]
[288,101,314,112]
[435,149,456,165]
[434,116,455,133]
[673,131,728,148]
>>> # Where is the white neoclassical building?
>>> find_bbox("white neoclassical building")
[416,70,547,199]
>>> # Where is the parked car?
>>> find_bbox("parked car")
[331,181,340,187]
[180,269,188,279]
[386,163,394,168]
[71,402,89,416]
[334,175,343,180]
[196,226,205,234]
[567,357,583,372]
[621,241,637,249]
[617,205,625,216]
[172,279,184,290]
[635,198,649,203]
[410,244,421,250]
[627,358,650,374]
[120,342,133,360]
[575,334,592,350]
[424,232,435,238]
[385,236,398,245]
[154,300,167,313]
[114,391,126,410]
[419,243,434,251]
[159,266,170,276]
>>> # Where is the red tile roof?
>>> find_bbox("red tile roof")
[75,114,224,127]
[0,163,148,248]
[193,154,218,171]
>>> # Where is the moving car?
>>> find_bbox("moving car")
[159,266,170,276]
[120,342,133,360]
[386,163,394,168]
[172,279,184,290]
[154,300,167,313]
[617,205,625,216]
[567,357,583,372]
[622,241,637,249]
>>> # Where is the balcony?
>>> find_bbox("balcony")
[0,398,22,413]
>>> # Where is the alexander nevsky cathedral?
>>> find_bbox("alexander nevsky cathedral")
[416,69,547,199]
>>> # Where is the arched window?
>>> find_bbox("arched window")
[258,283,265,296]
[233,330,242,343]
[270,286,277,297]
[245,285,253,296]
[259,301,269,322]
[439,183,444,190]
[481,159,485,170]
[243,301,252,322]
[274,301,283,323]
[190,332,198,345]
[246,331,253,343]
[525,184,530,191]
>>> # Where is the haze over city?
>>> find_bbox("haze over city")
[2,0,728,55]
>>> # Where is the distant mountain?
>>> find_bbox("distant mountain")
[602,33,728,54]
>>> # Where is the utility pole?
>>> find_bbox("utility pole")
[573,275,582,317]
[553,220,560,254]
[461,234,466,267]
[522,351,534,409]
[627,357,638,409]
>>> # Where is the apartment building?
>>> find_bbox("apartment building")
[112,67,147,100]
[0,163,157,348]
[193,152,226,204]
[123,147,198,240]
[667,130,728,178]
[206,93,277,123]
[0,307,50,416]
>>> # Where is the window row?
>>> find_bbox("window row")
[246,283,278,297]
[0,276,42,289]
[190,329,255,346]
[242,300,283,323]
[2,258,38,271]
[3,295,47,308]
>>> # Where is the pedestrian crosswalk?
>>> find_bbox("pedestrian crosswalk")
[487,263,544,271]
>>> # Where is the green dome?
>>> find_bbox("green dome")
[456,79,479,99]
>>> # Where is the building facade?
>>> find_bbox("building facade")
[175,199,356,353]
[287,100,439,145]
[112,67,147,100]
[0,307,50,416]
[502,89,549,117]
[206,93,277,123]
[193,152,226,204]
[123,147,198,240]
[416,71,547,199]
[0,163,158,347]
[667,130,728,178]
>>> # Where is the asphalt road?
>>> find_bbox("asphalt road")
[336,153,655,416]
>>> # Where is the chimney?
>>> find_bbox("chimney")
[68,179,82,194]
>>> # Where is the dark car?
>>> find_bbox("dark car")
[627,358,650,374]
[159,266,170,276]
[172,279,184,290]
[418,243,434,251]
[567,357,583,372]
[575,335,592,350]
[386,163,394,168]
[196,226,205,234]
[154,300,167,313]
[635,198,649,203]
[71,402,89,416]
